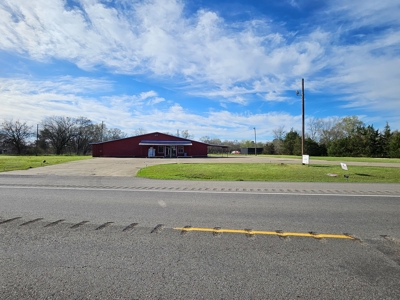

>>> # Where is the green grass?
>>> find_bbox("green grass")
[137,163,400,183]
[257,155,400,163]
[222,154,400,164]
[0,155,92,172]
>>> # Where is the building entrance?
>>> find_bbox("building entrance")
[165,146,177,157]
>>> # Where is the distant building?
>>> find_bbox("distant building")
[91,132,227,158]
[240,147,263,155]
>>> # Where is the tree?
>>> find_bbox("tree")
[380,122,392,157]
[304,138,326,156]
[282,129,301,155]
[389,130,400,158]
[200,136,211,143]
[263,142,275,154]
[0,119,33,154]
[272,126,285,154]
[181,130,192,139]
[328,137,353,157]
[41,116,76,155]
[134,128,147,136]
[362,125,380,157]
[177,130,193,139]
[327,124,380,157]
[307,117,324,142]
[240,140,255,148]
[200,137,226,154]
[222,139,240,154]
[103,127,127,141]
[338,116,364,138]
[69,117,94,155]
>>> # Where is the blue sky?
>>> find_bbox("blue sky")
[1,0,399,142]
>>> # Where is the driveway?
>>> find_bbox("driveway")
[2,156,400,177]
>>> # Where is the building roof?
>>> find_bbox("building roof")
[208,144,229,148]
[139,140,192,146]
[90,131,228,148]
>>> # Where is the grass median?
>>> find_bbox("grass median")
[210,154,400,164]
[137,163,400,183]
[0,155,92,172]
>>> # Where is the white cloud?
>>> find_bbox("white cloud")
[325,0,400,30]
[147,97,165,105]
[0,76,302,140]
[0,0,399,132]
[139,91,158,100]
[0,0,327,103]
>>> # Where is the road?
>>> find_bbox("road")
[1,174,400,299]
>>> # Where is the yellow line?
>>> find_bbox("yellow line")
[173,227,354,240]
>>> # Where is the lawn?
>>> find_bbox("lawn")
[0,155,92,172]
[220,154,400,164]
[137,163,400,183]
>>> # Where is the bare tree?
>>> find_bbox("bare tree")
[318,116,364,145]
[134,128,147,136]
[69,117,94,155]
[307,117,324,142]
[200,136,211,143]
[41,116,76,155]
[179,130,194,139]
[319,117,340,145]
[0,119,33,154]
[272,126,285,140]
[272,126,285,154]
[104,127,127,141]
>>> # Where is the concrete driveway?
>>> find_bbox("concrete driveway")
[2,156,400,177]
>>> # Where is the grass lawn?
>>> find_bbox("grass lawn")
[220,154,400,164]
[0,155,92,172]
[137,163,400,183]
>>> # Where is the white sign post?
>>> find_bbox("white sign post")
[302,155,310,165]
[341,162,349,180]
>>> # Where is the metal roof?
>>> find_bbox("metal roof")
[208,144,229,148]
[139,140,192,146]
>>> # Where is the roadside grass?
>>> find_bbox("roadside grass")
[137,163,400,183]
[0,155,92,172]
[223,154,400,164]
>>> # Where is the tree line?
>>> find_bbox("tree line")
[264,116,400,158]
[0,116,127,155]
[1,115,399,158]
[0,117,199,156]
[201,116,400,158]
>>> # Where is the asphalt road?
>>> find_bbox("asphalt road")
[1,174,400,299]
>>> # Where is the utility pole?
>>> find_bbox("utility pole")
[301,78,305,157]
[253,127,257,156]
[296,78,305,157]
[101,121,104,142]
[36,124,39,156]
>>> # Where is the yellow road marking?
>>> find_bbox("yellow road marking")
[174,227,354,240]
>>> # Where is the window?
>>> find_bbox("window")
[158,146,164,153]
[178,146,184,154]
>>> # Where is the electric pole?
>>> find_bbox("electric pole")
[301,78,305,157]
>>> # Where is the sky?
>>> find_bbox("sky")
[1,0,399,142]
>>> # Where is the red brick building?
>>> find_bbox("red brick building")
[91,132,220,158]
